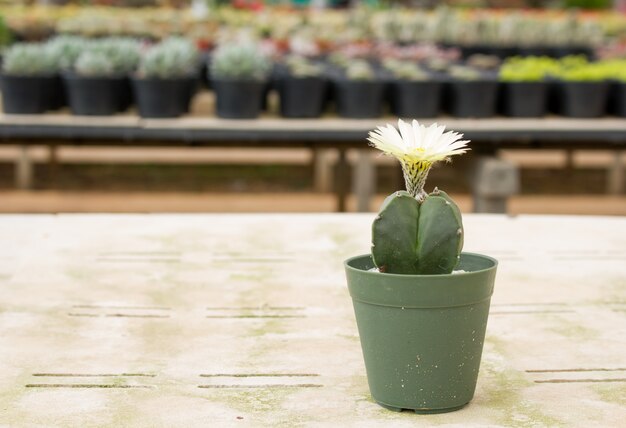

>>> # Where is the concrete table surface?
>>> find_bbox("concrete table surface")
[0,213,625,427]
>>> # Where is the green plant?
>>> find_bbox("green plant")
[139,37,199,79]
[284,55,323,77]
[210,43,271,81]
[74,51,115,77]
[345,60,375,80]
[46,35,88,71]
[367,120,469,275]
[499,56,558,82]
[0,15,12,48]
[2,43,56,76]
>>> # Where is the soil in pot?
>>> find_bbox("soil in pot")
[559,81,608,118]
[278,76,328,118]
[388,80,442,118]
[132,76,197,118]
[0,74,55,114]
[333,79,385,119]
[500,81,547,117]
[447,80,498,118]
[345,253,498,413]
[64,73,129,116]
[213,79,266,119]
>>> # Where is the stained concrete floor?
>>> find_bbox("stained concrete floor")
[0,214,625,427]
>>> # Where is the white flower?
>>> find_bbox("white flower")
[367,119,470,197]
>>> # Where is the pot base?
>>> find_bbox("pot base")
[377,401,467,414]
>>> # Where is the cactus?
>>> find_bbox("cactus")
[91,37,141,75]
[210,43,271,81]
[2,43,57,76]
[368,119,469,275]
[371,188,463,275]
[139,37,199,79]
[285,55,323,78]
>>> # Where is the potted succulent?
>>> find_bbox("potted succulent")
[0,43,58,114]
[133,37,199,118]
[345,119,498,413]
[63,38,141,116]
[446,65,498,118]
[384,59,441,118]
[499,57,549,118]
[277,55,328,118]
[554,60,609,118]
[210,43,272,119]
[45,35,88,110]
[333,60,385,119]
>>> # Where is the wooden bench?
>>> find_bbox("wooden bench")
[1,114,625,212]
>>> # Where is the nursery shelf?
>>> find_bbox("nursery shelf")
[0,213,624,425]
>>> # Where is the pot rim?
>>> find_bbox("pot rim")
[344,252,497,278]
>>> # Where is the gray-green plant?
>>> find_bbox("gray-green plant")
[46,35,88,71]
[210,43,271,81]
[383,60,428,81]
[448,65,482,81]
[139,37,199,79]
[91,37,142,75]
[2,43,57,76]
[285,55,323,77]
[74,51,115,77]
[345,60,375,80]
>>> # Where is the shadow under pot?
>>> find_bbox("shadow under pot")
[500,82,547,118]
[447,80,498,118]
[608,81,626,117]
[559,81,609,118]
[278,76,328,118]
[63,73,129,116]
[389,80,442,118]
[132,76,197,118]
[0,74,56,114]
[212,79,266,119]
[334,80,385,119]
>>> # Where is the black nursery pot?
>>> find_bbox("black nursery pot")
[334,79,385,119]
[132,76,197,118]
[0,74,56,114]
[447,80,498,118]
[560,81,608,118]
[64,73,129,116]
[213,78,265,119]
[389,80,442,118]
[278,76,328,118]
[500,81,547,118]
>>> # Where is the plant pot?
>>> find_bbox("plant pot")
[447,80,498,118]
[560,81,608,118]
[0,74,55,114]
[212,78,266,119]
[278,76,328,118]
[609,81,626,117]
[334,80,385,119]
[63,73,129,116]
[389,80,442,118]
[132,76,197,118]
[500,81,547,118]
[345,252,498,413]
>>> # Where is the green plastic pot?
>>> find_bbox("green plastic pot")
[345,252,497,414]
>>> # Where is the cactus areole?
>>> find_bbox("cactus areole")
[367,119,469,275]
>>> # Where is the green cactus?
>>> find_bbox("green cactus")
[371,188,463,275]
[345,60,375,81]
[46,35,88,71]
[285,55,323,78]
[91,37,141,75]
[210,43,271,81]
[2,43,57,76]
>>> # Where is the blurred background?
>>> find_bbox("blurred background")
[0,0,624,215]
